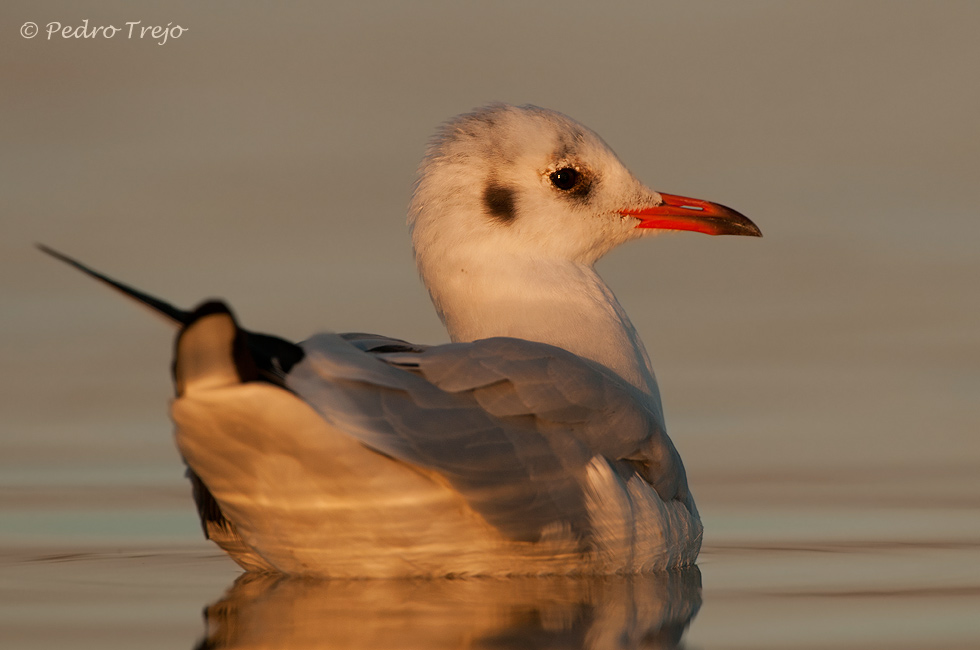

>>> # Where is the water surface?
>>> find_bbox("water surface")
[3,2,978,648]
[3,459,978,649]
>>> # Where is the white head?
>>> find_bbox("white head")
[407,104,759,391]
[409,103,759,270]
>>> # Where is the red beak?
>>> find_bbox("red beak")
[621,193,762,237]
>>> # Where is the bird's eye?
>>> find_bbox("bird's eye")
[549,168,579,191]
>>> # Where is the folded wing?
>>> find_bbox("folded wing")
[288,334,692,544]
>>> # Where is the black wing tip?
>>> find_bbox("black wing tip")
[36,242,81,267]
[187,300,236,322]
[40,243,305,387]
[38,243,192,325]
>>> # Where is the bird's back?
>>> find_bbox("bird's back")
[172,309,702,577]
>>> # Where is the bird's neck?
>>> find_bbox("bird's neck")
[420,251,661,396]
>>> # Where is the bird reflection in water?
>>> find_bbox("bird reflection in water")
[196,567,701,650]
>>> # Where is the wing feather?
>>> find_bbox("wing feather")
[287,333,691,543]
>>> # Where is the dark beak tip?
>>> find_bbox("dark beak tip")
[722,215,762,238]
[734,213,762,238]
[713,203,761,238]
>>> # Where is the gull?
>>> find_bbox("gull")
[42,104,760,577]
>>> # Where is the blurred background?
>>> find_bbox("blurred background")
[2,1,978,648]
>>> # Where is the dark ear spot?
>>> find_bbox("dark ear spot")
[483,182,518,224]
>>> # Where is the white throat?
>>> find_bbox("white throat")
[419,247,661,398]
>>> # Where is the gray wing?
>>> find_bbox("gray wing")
[286,334,689,542]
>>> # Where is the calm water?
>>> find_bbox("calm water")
[2,459,978,649]
[4,2,979,648]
